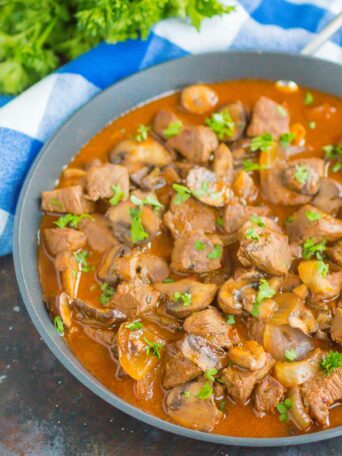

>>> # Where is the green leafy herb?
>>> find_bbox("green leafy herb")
[320,351,342,376]
[196,383,213,400]
[216,217,224,226]
[194,240,206,251]
[250,133,274,152]
[245,228,259,241]
[250,215,265,228]
[317,260,329,278]
[204,368,218,382]
[280,132,296,147]
[163,278,175,283]
[294,164,309,184]
[305,210,322,221]
[218,400,225,411]
[242,160,268,172]
[54,315,64,335]
[332,162,342,173]
[54,213,91,229]
[304,92,314,105]
[130,194,163,209]
[276,105,287,117]
[226,314,235,325]
[284,349,297,362]
[73,250,94,272]
[49,198,64,211]
[172,183,192,205]
[302,238,326,260]
[109,185,125,206]
[252,279,276,317]
[323,144,342,160]
[163,120,183,139]
[207,244,223,260]
[173,291,192,307]
[308,121,316,129]
[144,338,163,359]
[286,216,294,224]
[276,398,292,421]
[134,124,150,142]
[129,207,149,243]
[182,390,191,398]
[205,109,235,139]
[100,282,115,305]
[125,320,143,331]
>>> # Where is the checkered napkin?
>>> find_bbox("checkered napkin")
[0,0,341,256]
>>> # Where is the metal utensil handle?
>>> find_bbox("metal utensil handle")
[301,11,342,55]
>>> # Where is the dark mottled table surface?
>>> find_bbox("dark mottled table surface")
[1,254,341,456]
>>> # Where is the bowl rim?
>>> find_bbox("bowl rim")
[13,50,342,447]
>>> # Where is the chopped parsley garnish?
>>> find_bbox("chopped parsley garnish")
[73,250,94,272]
[196,383,213,400]
[54,213,92,229]
[226,314,235,325]
[163,278,175,283]
[49,198,64,211]
[204,368,218,382]
[250,215,265,228]
[286,216,294,224]
[134,124,150,142]
[194,240,206,251]
[182,390,191,398]
[304,91,314,106]
[130,194,163,209]
[129,207,149,243]
[192,180,209,198]
[252,279,276,317]
[109,185,125,206]
[219,400,225,411]
[54,316,64,335]
[125,320,143,331]
[172,183,192,205]
[308,121,316,129]
[305,210,322,221]
[280,132,296,148]
[216,217,224,226]
[317,260,329,278]
[284,349,297,362]
[144,338,163,359]
[250,133,274,152]
[276,105,287,117]
[294,164,309,184]
[207,244,223,260]
[276,399,292,421]
[100,282,115,305]
[205,109,235,139]
[320,351,342,376]
[323,144,342,161]
[332,162,342,173]
[302,238,326,260]
[242,160,268,172]
[173,291,192,307]
[163,120,183,139]
[245,228,259,241]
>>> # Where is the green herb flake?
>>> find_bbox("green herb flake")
[182,391,191,398]
[204,368,218,382]
[130,194,163,209]
[242,160,268,172]
[100,282,115,306]
[218,400,225,411]
[49,198,64,211]
[320,351,342,376]
[317,260,329,278]
[109,185,125,206]
[194,240,206,251]
[125,320,143,331]
[305,210,322,221]
[196,383,213,400]
[332,162,342,173]
[216,217,224,226]
[163,278,175,283]
[276,105,287,117]
[226,314,235,325]
[54,213,91,229]
[304,92,314,106]
[207,244,223,260]
[276,398,292,421]
[294,164,309,184]
[252,279,276,318]
[302,238,326,261]
[285,216,294,224]
[308,121,316,129]
[250,215,265,228]
[73,250,94,272]
[134,124,150,142]
[144,338,164,359]
[205,109,235,140]
[163,120,183,139]
[323,144,342,161]
[250,133,274,152]
[280,132,296,148]
[245,228,259,241]
[129,207,149,243]
[284,349,297,362]
[54,315,64,335]
[172,183,192,205]
[173,291,192,307]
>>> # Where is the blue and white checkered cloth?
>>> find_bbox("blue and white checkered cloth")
[0,0,341,256]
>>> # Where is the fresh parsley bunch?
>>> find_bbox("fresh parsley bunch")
[0,0,234,95]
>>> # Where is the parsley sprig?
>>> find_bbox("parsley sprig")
[294,164,309,184]
[173,292,192,307]
[204,368,218,382]
[196,383,213,400]
[134,124,150,142]
[205,109,235,139]
[54,213,92,229]
[129,207,149,243]
[100,282,115,305]
[73,250,94,272]
[320,351,342,376]
[302,238,326,260]
[125,320,143,331]
[250,133,274,152]
[54,316,64,335]
[251,279,276,317]
[276,399,292,421]
[172,184,192,205]
[130,194,163,209]
[144,338,164,359]
[109,185,125,206]
[242,160,268,172]
[163,120,183,139]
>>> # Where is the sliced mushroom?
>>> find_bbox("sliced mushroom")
[72,298,126,327]
[180,84,218,114]
[180,334,228,371]
[218,278,252,315]
[186,166,232,207]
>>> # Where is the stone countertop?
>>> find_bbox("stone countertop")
[0,254,341,456]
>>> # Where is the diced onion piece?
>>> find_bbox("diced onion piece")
[264,324,314,361]
[270,293,303,326]
[287,386,312,431]
[298,260,335,295]
[274,348,322,387]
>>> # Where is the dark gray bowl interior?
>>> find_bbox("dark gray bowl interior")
[14,51,342,446]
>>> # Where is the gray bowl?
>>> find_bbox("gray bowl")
[14,51,342,446]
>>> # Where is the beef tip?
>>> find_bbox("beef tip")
[154,279,217,319]
[85,163,129,201]
[111,280,160,318]
[223,201,270,235]
[213,143,234,184]
[165,377,222,431]
[238,223,292,275]
[180,334,228,371]
[163,343,202,389]
[301,368,342,427]
[186,166,232,207]
[254,376,286,414]
[222,352,275,403]
[219,101,248,141]
[167,126,218,163]
[43,227,86,256]
[286,205,342,243]
[312,178,342,216]
[232,170,258,203]
[331,308,342,344]
[78,214,117,252]
[72,299,126,327]
[247,318,266,345]
[247,96,290,138]
[164,197,216,239]
[180,84,218,114]
[97,244,130,284]
[41,185,95,214]
[231,138,254,167]
[114,252,170,283]
[228,340,267,371]
[183,307,239,349]
[171,233,223,273]
[327,240,342,266]
[282,159,324,196]
[152,109,181,139]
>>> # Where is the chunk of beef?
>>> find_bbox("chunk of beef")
[171,233,223,273]
[228,340,267,370]
[186,166,232,207]
[164,197,216,239]
[247,318,266,345]
[163,344,202,389]
[165,377,222,431]
[247,96,290,138]
[41,185,95,214]
[222,353,275,403]
[152,109,181,139]
[282,158,324,196]
[111,280,160,318]
[286,205,342,243]
[312,178,342,216]
[154,279,217,319]
[301,368,342,427]
[78,214,117,252]
[97,244,130,283]
[72,299,126,327]
[85,163,129,201]
[219,101,248,141]
[167,126,218,163]
[183,307,239,349]
[180,334,228,371]
[114,252,170,283]
[43,227,86,256]
[223,201,270,235]
[331,308,342,344]
[213,143,234,184]
[328,240,342,266]
[254,375,286,414]
[180,84,218,114]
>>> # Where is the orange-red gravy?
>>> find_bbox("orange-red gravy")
[38,80,342,438]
